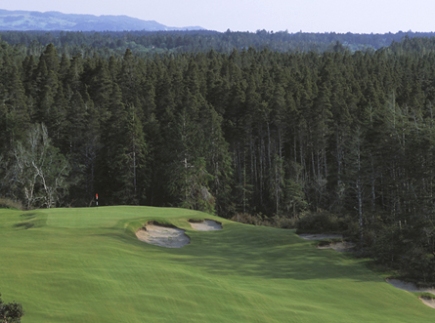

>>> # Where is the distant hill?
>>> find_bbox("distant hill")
[0,9,204,31]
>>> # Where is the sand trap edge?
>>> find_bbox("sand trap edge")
[298,233,343,240]
[387,279,435,294]
[387,279,435,309]
[317,241,355,252]
[136,222,190,248]
[420,297,435,309]
[189,219,223,231]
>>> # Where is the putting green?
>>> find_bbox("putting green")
[0,206,433,322]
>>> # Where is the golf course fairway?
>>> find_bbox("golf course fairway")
[0,206,433,322]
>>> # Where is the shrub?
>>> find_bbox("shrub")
[231,213,267,226]
[0,293,24,323]
[231,213,299,229]
[0,198,24,210]
[270,215,298,229]
[296,210,348,234]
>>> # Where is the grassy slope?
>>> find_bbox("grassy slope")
[0,206,433,322]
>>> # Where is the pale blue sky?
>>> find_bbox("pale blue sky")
[2,0,434,33]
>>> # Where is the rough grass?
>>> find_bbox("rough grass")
[0,206,433,323]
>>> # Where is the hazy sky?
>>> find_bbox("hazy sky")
[2,0,435,33]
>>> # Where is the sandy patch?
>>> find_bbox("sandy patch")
[298,233,343,240]
[317,241,355,252]
[298,233,354,252]
[387,279,435,309]
[136,224,190,248]
[387,279,435,294]
[421,298,435,309]
[189,219,222,231]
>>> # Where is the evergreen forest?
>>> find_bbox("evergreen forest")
[1,32,435,283]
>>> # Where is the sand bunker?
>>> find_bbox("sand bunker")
[298,233,343,240]
[298,234,354,252]
[189,219,222,231]
[387,279,435,309]
[136,224,190,248]
[421,298,435,309]
[317,241,355,252]
[387,279,435,294]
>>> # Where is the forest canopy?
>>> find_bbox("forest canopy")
[1,34,435,282]
[1,29,434,56]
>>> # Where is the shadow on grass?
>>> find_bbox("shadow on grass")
[99,222,377,282]
[14,222,35,229]
[14,213,47,229]
[167,225,375,282]
[20,212,37,218]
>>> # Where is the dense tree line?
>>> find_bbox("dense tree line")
[2,30,435,56]
[1,37,435,282]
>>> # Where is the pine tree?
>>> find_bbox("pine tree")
[97,84,147,205]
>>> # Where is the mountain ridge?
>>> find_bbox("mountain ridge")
[0,9,204,31]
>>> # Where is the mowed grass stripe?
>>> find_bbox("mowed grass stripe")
[0,207,433,322]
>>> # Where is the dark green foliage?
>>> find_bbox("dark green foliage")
[3,36,435,281]
[0,198,23,210]
[2,30,435,56]
[0,294,23,323]
[296,211,348,234]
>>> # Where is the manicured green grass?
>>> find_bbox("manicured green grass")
[0,206,433,322]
